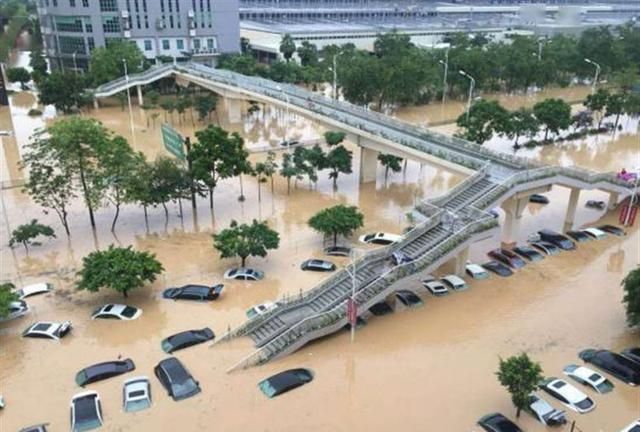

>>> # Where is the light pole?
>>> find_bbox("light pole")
[331,52,343,101]
[459,69,475,123]
[345,247,364,343]
[439,47,449,105]
[122,59,136,148]
[584,58,600,94]
[276,85,291,153]
[72,52,78,74]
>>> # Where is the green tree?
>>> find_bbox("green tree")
[159,98,175,123]
[532,98,572,141]
[124,158,156,226]
[308,205,364,246]
[456,99,510,145]
[77,245,164,298]
[605,93,625,131]
[150,156,191,221]
[378,153,403,180]
[175,96,191,125]
[279,34,296,63]
[212,220,280,267]
[89,40,145,85]
[297,41,319,67]
[217,53,260,76]
[279,152,299,194]
[194,93,218,122]
[622,267,640,327]
[323,131,346,147]
[584,88,610,129]
[262,150,278,193]
[29,48,48,83]
[325,145,352,188]
[623,93,640,116]
[496,353,544,418]
[9,219,55,252]
[252,161,268,202]
[38,71,90,114]
[338,51,383,106]
[0,282,18,319]
[571,110,594,133]
[294,145,325,187]
[6,67,31,89]
[504,108,540,146]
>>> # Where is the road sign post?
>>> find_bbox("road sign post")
[161,123,186,160]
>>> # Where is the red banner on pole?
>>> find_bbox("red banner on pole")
[347,298,357,325]
[619,204,638,226]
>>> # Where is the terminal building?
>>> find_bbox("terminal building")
[37,0,241,71]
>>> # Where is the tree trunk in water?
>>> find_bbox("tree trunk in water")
[178,199,183,219]
[333,232,337,247]
[287,178,291,194]
[78,163,96,227]
[238,175,245,201]
[270,176,275,193]
[544,128,549,141]
[123,290,128,298]
[209,187,214,209]
[332,172,338,189]
[23,241,29,254]
[257,182,262,202]
[162,202,169,222]
[241,256,246,267]
[403,159,408,173]
[111,202,120,232]
[516,407,521,418]
[56,208,71,236]
[385,166,389,181]
[614,113,620,131]
[143,205,149,226]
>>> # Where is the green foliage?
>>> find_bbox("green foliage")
[323,131,346,146]
[6,67,31,89]
[456,99,510,145]
[0,3,29,62]
[9,219,55,252]
[532,98,572,141]
[293,145,325,186]
[76,245,163,298]
[38,71,90,114]
[279,34,297,62]
[297,41,319,67]
[622,268,640,327]
[308,205,364,246]
[193,93,218,121]
[584,88,610,128]
[504,108,540,146]
[623,93,640,116]
[496,353,544,418]
[27,108,42,116]
[605,93,625,130]
[212,220,280,267]
[29,48,48,83]
[89,40,145,85]
[378,153,403,179]
[325,145,353,188]
[217,53,261,76]
[279,152,299,194]
[0,282,18,319]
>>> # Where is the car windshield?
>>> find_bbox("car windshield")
[74,397,101,431]
[574,398,592,410]
[228,269,237,276]
[492,419,521,432]
[363,234,374,241]
[258,379,277,398]
[173,377,198,398]
[75,371,88,386]
[595,380,614,393]
[33,323,51,332]
[121,306,137,318]
[125,390,150,412]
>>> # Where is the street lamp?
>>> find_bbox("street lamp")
[330,52,344,101]
[276,85,291,153]
[459,69,475,123]
[439,47,449,105]
[584,58,601,94]
[122,59,136,148]
[72,51,78,74]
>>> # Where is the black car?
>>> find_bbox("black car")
[162,284,223,301]
[538,229,576,250]
[478,413,522,432]
[19,424,49,432]
[154,357,201,401]
[395,290,423,307]
[530,241,561,256]
[161,327,215,353]
[579,348,640,386]
[585,200,605,210]
[300,259,336,272]
[529,194,550,204]
[258,368,314,398]
[597,224,625,236]
[487,249,526,269]
[369,301,394,316]
[566,230,592,242]
[513,245,545,262]
[482,261,513,277]
[324,246,351,257]
[75,359,135,386]
[621,347,640,365]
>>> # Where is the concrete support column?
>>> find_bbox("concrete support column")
[514,197,527,219]
[501,198,519,246]
[607,191,619,210]
[384,293,397,311]
[226,98,242,124]
[455,246,469,275]
[136,85,143,106]
[563,187,580,232]
[359,146,379,183]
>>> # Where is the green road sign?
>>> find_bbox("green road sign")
[161,123,185,160]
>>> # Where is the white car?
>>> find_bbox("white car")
[359,232,403,245]
[123,376,152,413]
[620,419,640,432]
[22,321,72,340]
[14,282,53,299]
[91,304,142,320]
[0,300,29,322]
[224,267,264,281]
[422,278,449,296]
[526,393,566,426]
[465,263,489,280]
[441,274,468,291]
[70,391,103,432]
[563,364,615,394]
[580,227,607,240]
[539,378,596,414]
[246,302,278,319]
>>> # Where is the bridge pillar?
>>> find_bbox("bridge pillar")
[607,192,619,210]
[225,98,242,123]
[514,197,527,219]
[136,85,143,106]
[563,187,580,232]
[384,293,397,311]
[359,146,379,183]
[501,198,519,246]
[455,246,469,275]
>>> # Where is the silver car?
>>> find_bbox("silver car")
[526,394,566,426]
[123,376,152,413]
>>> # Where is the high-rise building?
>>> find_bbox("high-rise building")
[37,0,240,71]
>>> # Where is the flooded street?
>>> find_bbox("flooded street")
[1,50,639,431]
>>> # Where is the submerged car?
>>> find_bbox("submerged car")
[580,227,607,240]
[488,249,526,269]
[76,359,135,387]
[482,261,513,277]
[162,284,224,301]
[279,139,300,148]
[566,230,592,242]
[620,419,640,432]
[597,224,624,236]
[300,259,336,272]
[19,424,49,432]
[22,321,72,340]
[525,394,567,426]
[621,347,640,365]
[579,349,640,386]
[91,304,142,320]
[477,413,523,432]
[441,274,467,291]
[395,290,423,307]
[324,246,351,257]
[70,391,103,432]
[422,278,449,296]
[530,241,561,256]
[161,327,215,353]
[513,245,545,262]
[369,301,394,316]
[563,364,615,394]
[466,263,490,280]
[0,300,29,322]
[154,357,201,401]
[585,200,606,210]
[258,368,314,398]
[529,194,550,204]
[538,229,576,250]
[391,251,414,265]
[14,282,53,299]
[359,232,402,245]
[224,268,264,281]
[246,302,278,319]
[123,376,152,413]
[539,378,596,413]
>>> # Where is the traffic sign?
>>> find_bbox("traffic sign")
[161,123,185,160]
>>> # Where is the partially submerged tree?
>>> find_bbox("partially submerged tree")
[38,71,90,114]
[622,267,640,327]
[504,108,540,146]
[89,40,145,85]
[456,99,510,144]
[584,88,610,129]
[532,98,571,141]
[9,219,55,252]
[279,152,299,194]
[194,93,218,122]
[325,145,353,188]
[6,67,31,89]
[212,220,280,267]
[308,205,364,246]
[378,153,403,180]
[76,245,164,298]
[496,353,543,418]
[605,92,625,131]
[0,282,18,319]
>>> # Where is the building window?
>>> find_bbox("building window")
[207,38,214,49]
[176,39,184,50]
[82,0,88,6]
[99,0,118,12]
[169,15,174,28]
[136,15,141,29]
[162,39,170,50]
[193,39,200,50]
[52,0,58,6]
[58,36,86,54]
[144,39,152,51]
[85,22,92,32]
[144,15,148,28]
[87,36,95,51]
[102,16,121,33]
[54,16,84,32]
[69,0,76,6]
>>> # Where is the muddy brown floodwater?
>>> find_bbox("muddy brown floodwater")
[1,50,639,431]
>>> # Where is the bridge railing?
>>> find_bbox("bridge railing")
[93,64,175,96]
[422,161,491,209]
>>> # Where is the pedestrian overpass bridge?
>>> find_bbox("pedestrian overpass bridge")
[94,63,635,369]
